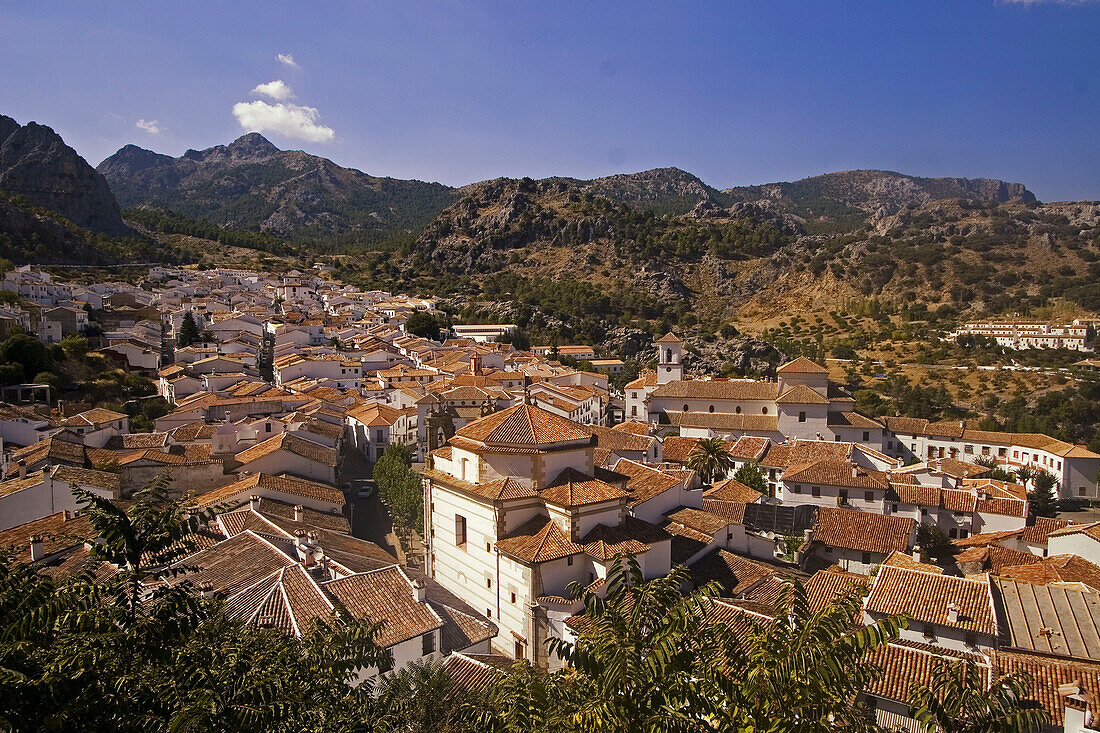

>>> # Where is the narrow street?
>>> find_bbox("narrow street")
[339,444,399,557]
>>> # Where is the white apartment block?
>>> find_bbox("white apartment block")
[952,319,1092,351]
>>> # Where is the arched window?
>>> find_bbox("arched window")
[683,404,690,412]
[761,407,768,414]
[666,349,673,363]
[735,406,741,414]
[708,405,714,413]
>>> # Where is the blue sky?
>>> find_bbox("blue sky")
[1,1,1097,200]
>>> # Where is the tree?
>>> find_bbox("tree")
[177,312,200,348]
[60,334,89,361]
[686,437,735,484]
[375,443,424,533]
[909,658,1048,733]
[733,460,768,495]
[0,332,51,381]
[1014,465,1036,489]
[917,522,956,562]
[374,660,483,733]
[1028,470,1059,521]
[406,312,446,341]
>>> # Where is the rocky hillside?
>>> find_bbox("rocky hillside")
[0,115,130,236]
[98,134,458,245]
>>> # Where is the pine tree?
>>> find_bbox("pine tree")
[177,311,200,348]
[1028,470,1059,522]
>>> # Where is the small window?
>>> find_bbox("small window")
[709,405,715,413]
[683,404,689,412]
[862,431,869,442]
[839,489,848,501]
[486,608,492,619]
[965,632,977,648]
[486,542,492,553]
[811,486,821,498]
[567,555,574,566]
[949,528,958,539]
[791,484,801,494]
[762,407,768,414]
[510,591,517,603]
[455,515,467,547]
[798,411,806,422]
[486,577,492,589]
[514,639,525,659]
[865,491,874,502]
[735,405,741,414]
[861,552,871,565]
[422,632,436,655]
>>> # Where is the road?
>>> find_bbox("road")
[340,445,399,556]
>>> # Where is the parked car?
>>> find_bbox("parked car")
[351,479,376,499]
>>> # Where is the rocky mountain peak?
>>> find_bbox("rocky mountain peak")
[0,114,130,236]
[225,132,280,159]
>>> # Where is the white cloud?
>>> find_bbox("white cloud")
[136,119,162,134]
[231,100,334,143]
[276,53,299,68]
[251,79,293,100]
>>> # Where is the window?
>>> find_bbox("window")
[510,591,517,603]
[964,632,976,648]
[839,489,848,501]
[949,528,958,539]
[891,503,898,513]
[422,632,436,655]
[486,577,492,589]
[865,491,874,502]
[811,486,821,498]
[1082,487,1088,497]
[265,423,272,433]
[791,484,801,494]
[922,623,935,639]
[567,555,574,566]
[455,515,467,548]
[514,639,525,659]
[683,404,690,412]
[863,431,869,442]
[631,406,637,416]
[631,392,637,399]
[486,542,492,552]
[761,407,768,414]
[964,445,973,454]
[709,405,715,413]
[798,411,806,422]
[861,552,871,565]
[982,446,991,456]
[487,608,492,619]
[735,406,741,414]
[999,448,1007,458]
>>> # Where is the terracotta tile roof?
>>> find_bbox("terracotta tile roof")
[995,652,1100,725]
[454,403,592,447]
[441,653,512,692]
[495,514,584,564]
[1048,522,1100,544]
[625,372,658,389]
[612,420,653,435]
[192,473,344,508]
[224,564,335,635]
[700,498,748,525]
[866,640,990,705]
[704,478,762,504]
[62,407,127,428]
[882,416,930,436]
[323,566,443,648]
[882,550,944,574]
[812,507,914,556]
[665,506,733,536]
[578,524,651,561]
[776,384,830,405]
[49,465,120,493]
[169,421,217,442]
[655,332,682,344]
[759,439,852,469]
[730,436,771,460]
[776,356,828,374]
[827,411,884,429]
[1020,517,1076,545]
[587,425,653,453]
[105,432,169,449]
[782,459,890,490]
[178,530,297,597]
[8,433,86,474]
[0,469,47,498]
[804,568,869,612]
[999,554,1100,593]
[477,476,539,501]
[661,436,718,464]
[668,411,780,432]
[0,511,94,563]
[866,565,997,636]
[539,468,629,508]
[650,379,780,402]
[689,549,778,594]
[612,459,683,505]
[235,432,338,467]
[955,544,1040,574]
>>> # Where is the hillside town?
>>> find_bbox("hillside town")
[1,262,1100,731]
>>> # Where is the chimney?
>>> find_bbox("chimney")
[912,545,923,563]
[412,578,427,603]
[470,354,482,375]
[946,602,959,624]
[200,581,215,599]
[294,504,304,522]
[17,462,26,479]
[249,494,260,511]
[29,535,44,562]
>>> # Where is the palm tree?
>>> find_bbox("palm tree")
[1014,465,1035,489]
[909,658,1048,733]
[686,437,735,484]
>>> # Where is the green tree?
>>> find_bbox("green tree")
[917,522,956,562]
[686,437,735,484]
[406,312,446,341]
[374,660,483,733]
[0,332,51,381]
[733,460,768,495]
[909,658,1048,733]
[1028,470,1059,521]
[375,443,424,532]
[177,311,200,348]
